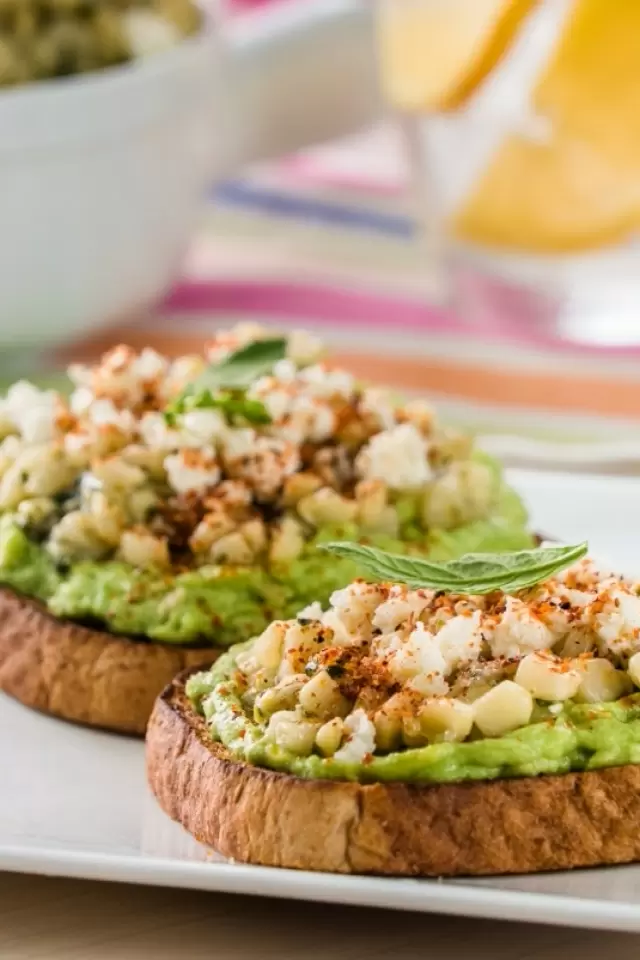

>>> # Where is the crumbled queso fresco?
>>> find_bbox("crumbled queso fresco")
[0,324,496,571]
[225,556,640,761]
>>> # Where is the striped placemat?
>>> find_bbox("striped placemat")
[52,123,640,471]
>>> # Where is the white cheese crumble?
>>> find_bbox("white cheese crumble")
[592,589,640,658]
[437,611,484,673]
[372,587,429,633]
[2,381,58,444]
[388,622,448,687]
[164,450,220,495]
[333,709,376,764]
[490,596,554,660]
[87,399,135,434]
[356,423,432,491]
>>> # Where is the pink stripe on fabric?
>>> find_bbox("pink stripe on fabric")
[165,280,453,332]
[278,157,404,196]
[164,280,640,359]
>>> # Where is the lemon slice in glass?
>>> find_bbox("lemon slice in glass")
[455,0,640,252]
[377,0,538,112]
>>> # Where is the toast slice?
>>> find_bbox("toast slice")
[0,588,216,735]
[147,671,640,876]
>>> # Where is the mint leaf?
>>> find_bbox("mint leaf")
[319,541,588,595]
[165,337,287,426]
[195,337,287,393]
[167,388,271,426]
[224,396,272,425]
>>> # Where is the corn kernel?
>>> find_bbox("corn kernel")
[473,680,533,738]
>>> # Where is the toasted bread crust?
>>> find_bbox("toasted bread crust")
[0,588,216,735]
[147,673,640,876]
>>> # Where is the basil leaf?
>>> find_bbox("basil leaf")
[194,337,287,392]
[319,541,588,595]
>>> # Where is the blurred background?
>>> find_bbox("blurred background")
[3,0,640,473]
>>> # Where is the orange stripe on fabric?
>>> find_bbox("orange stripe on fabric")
[58,333,640,419]
[342,354,640,418]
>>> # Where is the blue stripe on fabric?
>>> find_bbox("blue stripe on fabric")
[212,179,416,239]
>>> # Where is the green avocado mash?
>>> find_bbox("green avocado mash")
[0,468,532,646]
[188,646,640,784]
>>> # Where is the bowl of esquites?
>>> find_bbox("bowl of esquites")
[147,540,640,876]
[0,323,533,735]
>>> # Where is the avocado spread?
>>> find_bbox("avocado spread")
[0,327,533,646]
[188,647,640,784]
[0,477,529,645]
[186,551,640,783]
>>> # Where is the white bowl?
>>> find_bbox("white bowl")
[0,20,220,360]
[0,0,378,367]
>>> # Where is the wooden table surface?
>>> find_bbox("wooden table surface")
[1,872,639,960]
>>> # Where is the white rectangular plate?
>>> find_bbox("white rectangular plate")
[2,469,640,932]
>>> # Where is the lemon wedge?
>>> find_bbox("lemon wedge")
[454,134,640,253]
[377,0,538,112]
[455,0,640,252]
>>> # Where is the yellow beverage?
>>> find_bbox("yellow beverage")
[377,0,538,112]
[379,0,640,254]
[376,0,640,343]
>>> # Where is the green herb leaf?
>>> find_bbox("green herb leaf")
[194,337,287,393]
[226,396,273,425]
[165,337,287,426]
[172,388,272,425]
[165,389,272,427]
[319,541,588,595]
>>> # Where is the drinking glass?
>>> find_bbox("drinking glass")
[376,0,640,346]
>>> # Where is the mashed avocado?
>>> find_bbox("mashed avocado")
[0,473,532,645]
[0,331,535,647]
[188,646,640,784]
